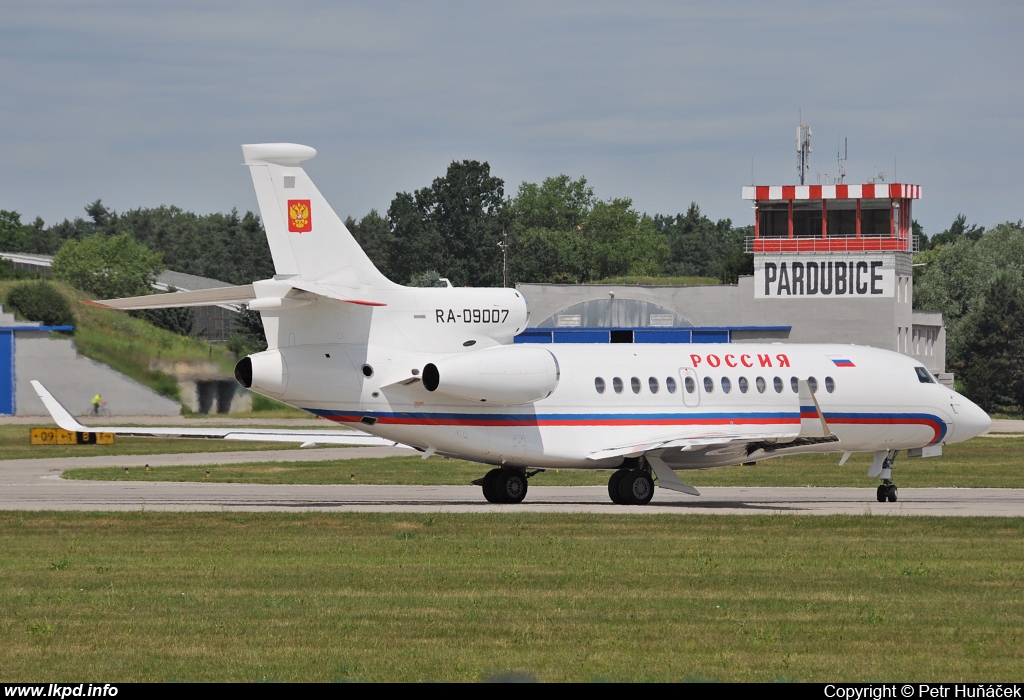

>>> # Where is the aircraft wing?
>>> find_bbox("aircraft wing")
[30,381,409,449]
[586,379,838,462]
[585,429,808,461]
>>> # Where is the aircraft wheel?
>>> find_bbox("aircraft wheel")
[876,485,887,503]
[482,468,502,503]
[886,485,898,503]
[608,468,630,504]
[494,469,528,504]
[619,471,654,506]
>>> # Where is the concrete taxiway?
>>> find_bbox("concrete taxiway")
[2,446,1024,516]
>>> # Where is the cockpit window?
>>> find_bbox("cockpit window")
[915,367,937,384]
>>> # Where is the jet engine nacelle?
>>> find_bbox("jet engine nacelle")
[234,349,288,396]
[235,345,362,404]
[422,346,560,405]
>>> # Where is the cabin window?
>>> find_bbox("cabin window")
[808,376,818,393]
[613,377,624,394]
[683,376,695,393]
[721,377,732,394]
[915,367,937,384]
[825,376,835,393]
[595,377,606,394]
[631,377,641,394]
[790,376,800,393]
[703,376,714,393]
[666,376,677,393]
[774,376,784,393]
[738,377,749,393]
[756,377,767,393]
[649,377,660,394]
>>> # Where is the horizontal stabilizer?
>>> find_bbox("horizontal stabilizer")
[30,381,410,448]
[87,285,256,310]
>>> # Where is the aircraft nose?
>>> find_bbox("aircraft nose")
[948,395,992,443]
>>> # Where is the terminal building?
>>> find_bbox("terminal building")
[517,176,948,383]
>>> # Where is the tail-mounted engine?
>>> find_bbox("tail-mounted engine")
[422,345,560,405]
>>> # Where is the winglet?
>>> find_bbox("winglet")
[30,381,90,432]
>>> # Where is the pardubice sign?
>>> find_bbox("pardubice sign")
[755,253,896,299]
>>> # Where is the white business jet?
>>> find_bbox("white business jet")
[32,144,992,505]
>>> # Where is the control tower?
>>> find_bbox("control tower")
[736,179,942,378]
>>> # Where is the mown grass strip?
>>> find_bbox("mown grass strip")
[62,437,1024,489]
[1,512,1022,682]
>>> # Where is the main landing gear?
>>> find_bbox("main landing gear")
[480,467,530,504]
[607,457,655,505]
[876,450,899,503]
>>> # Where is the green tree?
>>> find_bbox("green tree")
[51,234,164,299]
[585,198,666,281]
[112,206,273,285]
[956,271,1024,411]
[387,191,446,285]
[928,214,985,249]
[0,210,32,251]
[347,210,394,280]
[511,175,593,232]
[914,221,1024,372]
[507,175,593,284]
[655,203,745,279]
[506,176,667,283]
[387,160,506,287]
[913,238,984,366]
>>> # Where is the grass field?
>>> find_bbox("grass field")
[62,436,1024,489]
[2,512,1022,682]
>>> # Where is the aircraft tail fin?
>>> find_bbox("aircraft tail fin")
[242,144,397,289]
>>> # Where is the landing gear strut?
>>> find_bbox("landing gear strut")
[481,467,529,504]
[876,450,899,503]
[607,457,655,505]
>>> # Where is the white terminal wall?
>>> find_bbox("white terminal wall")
[518,254,945,375]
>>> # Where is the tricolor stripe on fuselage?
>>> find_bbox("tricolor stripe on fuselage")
[308,409,947,445]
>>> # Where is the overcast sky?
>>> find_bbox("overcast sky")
[2,1,1022,235]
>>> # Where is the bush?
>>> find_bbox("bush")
[5,281,75,327]
[51,233,163,299]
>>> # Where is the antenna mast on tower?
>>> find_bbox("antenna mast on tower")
[837,137,847,184]
[797,121,812,185]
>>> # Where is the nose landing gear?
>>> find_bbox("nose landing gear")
[875,450,899,503]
